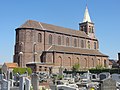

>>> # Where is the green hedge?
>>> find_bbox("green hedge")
[63,68,120,74]
[89,68,120,74]
[63,70,87,74]
[13,67,32,75]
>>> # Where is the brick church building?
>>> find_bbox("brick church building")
[13,6,108,73]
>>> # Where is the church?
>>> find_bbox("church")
[13,6,108,73]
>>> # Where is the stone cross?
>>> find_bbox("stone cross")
[100,78,116,90]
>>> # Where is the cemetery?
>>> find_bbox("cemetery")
[0,69,120,90]
[1,65,120,90]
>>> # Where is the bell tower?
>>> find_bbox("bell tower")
[79,6,96,39]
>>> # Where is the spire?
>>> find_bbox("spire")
[83,6,92,22]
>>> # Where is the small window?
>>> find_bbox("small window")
[81,40,84,48]
[85,58,87,67]
[92,27,94,33]
[74,39,77,47]
[94,42,97,49]
[92,58,94,67]
[39,66,42,68]
[19,43,23,52]
[66,37,69,46]
[104,60,107,67]
[38,33,42,42]
[16,31,19,42]
[98,59,100,65]
[45,67,47,71]
[49,34,52,45]
[89,26,91,33]
[39,66,42,71]
[88,41,90,49]
[58,36,61,45]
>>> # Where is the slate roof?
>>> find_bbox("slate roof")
[18,20,91,39]
[48,45,108,57]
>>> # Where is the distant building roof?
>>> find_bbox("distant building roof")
[109,59,119,68]
[4,63,18,68]
[109,60,113,65]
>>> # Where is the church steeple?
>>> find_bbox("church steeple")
[83,6,91,23]
[79,6,96,39]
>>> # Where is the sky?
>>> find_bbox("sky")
[0,0,120,64]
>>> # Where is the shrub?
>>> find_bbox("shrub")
[72,63,80,71]
[57,75,63,80]
[13,67,32,75]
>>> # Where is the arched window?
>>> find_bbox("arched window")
[33,44,37,62]
[98,59,100,65]
[88,41,90,49]
[104,60,107,67]
[58,36,61,45]
[18,56,20,67]
[81,40,84,48]
[89,26,91,33]
[94,42,97,49]
[68,57,71,66]
[26,31,31,42]
[33,44,36,52]
[85,58,87,68]
[66,37,69,46]
[74,39,77,47]
[58,56,62,66]
[16,31,19,42]
[38,33,42,43]
[92,27,94,33]
[19,44,22,52]
[49,34,52,45]
[77,57,79,63]
[92,58,94,67]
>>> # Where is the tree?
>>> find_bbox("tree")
[72,63,80,71]
[95,65,103,69]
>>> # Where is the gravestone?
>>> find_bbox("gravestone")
[0,74,3,81]
[98,72,110,80]
[31,73,39,90]
[59,67,63,76]
[1,79,10,90]
[111,74,120,89]
[100,78,116,90]
[111,74,120,83]
[25,78,31,90]
[82,72,90,80]
[19,77,25,90]
[90,74,98,81]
